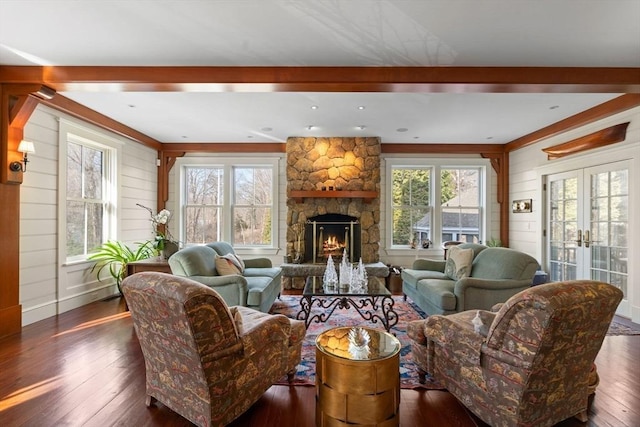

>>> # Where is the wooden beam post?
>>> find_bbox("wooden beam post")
[0,84,54,338]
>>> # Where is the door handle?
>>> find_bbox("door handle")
[576,229,582,247]
[584,230,590,248]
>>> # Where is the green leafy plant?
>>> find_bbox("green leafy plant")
[486,237,502,247]
[88,240,155,295]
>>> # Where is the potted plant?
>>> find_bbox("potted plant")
[88,240,155,295]
[137,203,179,259]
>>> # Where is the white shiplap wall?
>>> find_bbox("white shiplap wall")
[20,105,159,325]
[508,105,640,322]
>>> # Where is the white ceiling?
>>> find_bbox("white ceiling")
[1,0,638,144]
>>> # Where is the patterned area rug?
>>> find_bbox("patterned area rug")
[271,295,443,389]
[607,319,640,336]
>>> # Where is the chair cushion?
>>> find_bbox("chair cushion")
[244,266,281,279]
[444,246,474,280]
[401,268,448,289]
[416,279,457,311]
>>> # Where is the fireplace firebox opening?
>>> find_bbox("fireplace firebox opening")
[304,214,361,264]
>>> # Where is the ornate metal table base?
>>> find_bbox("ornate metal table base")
[296,295,399,332]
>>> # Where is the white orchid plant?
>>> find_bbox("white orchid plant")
[137,203,174,251]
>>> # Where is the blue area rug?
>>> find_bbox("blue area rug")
[270,294,443,389]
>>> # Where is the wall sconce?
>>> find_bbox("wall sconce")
[10,140,35,172]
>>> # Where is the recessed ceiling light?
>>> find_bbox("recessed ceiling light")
[396,128,408,132]
[261,127,272,132]
[306,125,315,130]
[310,105,319,110]
[357,105,365,110]
[356,125,366,130]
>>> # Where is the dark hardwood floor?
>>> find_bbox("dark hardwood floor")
[1,295,638,427]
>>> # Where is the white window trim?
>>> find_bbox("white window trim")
[384,157,491,255]
[57,119,122,265]
[175,155,281,255]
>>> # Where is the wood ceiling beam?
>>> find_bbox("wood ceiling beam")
[382,143,504,154]
[161,143,286,153]
[1,66,638,93]
[38,95,162,151]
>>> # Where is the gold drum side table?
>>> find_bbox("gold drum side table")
[315,326,401,427]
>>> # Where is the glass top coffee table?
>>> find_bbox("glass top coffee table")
[296,276,399,332]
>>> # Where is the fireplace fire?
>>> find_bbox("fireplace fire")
[304,214,361,263]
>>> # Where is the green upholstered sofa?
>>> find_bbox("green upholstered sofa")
[168,242,282,312]
[401,243,539,316]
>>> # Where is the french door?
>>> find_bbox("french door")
[546,161,629,316]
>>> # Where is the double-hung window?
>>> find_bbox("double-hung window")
[233,167,273,245]
[181,158,278,248]
[184,167,224,243]
[387,160,487,249]
[60,120,118,262]
[440,168,482,243]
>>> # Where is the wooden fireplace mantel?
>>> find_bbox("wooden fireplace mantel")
[289,190,378,203]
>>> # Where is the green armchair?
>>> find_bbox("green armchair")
[168,242,281,312]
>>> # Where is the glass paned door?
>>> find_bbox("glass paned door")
[547,171,581,282]
[545,161,629,316]
[587,164,629,313]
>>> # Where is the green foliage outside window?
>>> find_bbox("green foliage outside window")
[391,168,431,245]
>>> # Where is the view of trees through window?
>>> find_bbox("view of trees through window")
[184,167,224,244]
[391,168,431,246]
[66,142,105,258]
[183,165,274,246]
[391,166,482,247]
[234,168,272,245]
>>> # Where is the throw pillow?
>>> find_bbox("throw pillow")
[444,245,474,280]
[221,253,245,273]
[215,255,241,276]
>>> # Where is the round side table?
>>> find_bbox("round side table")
[315,326,401,427]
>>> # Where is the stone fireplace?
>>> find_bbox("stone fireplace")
[286,136,381,266]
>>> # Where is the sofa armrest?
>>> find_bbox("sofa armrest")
[243,258,273,268]
[425,314,486,366]
[411,258,446,272]
[239,314,290,358]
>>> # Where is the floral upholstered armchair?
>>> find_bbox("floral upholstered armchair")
[122,272,305,427]
[407,280,622,427]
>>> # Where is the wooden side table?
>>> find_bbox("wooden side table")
[315,326,401,427]
[126,256,172,277]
